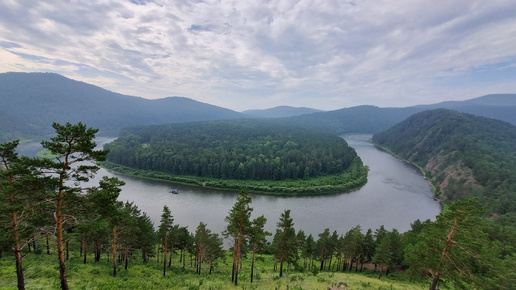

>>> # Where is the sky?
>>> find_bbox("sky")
[1,0,516,112]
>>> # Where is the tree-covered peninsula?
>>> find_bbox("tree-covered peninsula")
[103,120,368,194]
[373,109,516,225]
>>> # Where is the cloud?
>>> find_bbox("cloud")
[1,0,516,110]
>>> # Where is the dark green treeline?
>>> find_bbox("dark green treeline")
[105,119,359,181]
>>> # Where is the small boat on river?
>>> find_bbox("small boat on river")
[170,189,180,194]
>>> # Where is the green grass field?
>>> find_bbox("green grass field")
[0,249,429,290]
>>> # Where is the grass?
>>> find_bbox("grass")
[0,248,429,290]
[35,148,61,159]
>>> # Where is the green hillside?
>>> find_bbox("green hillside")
[373,109,516,225]
[104,119,367,194]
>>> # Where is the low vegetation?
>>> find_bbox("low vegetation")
[0,247,429,290]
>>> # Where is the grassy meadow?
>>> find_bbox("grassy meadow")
[0,248,430,290]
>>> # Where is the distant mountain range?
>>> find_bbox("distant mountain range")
[0,72,515,142]
[0,72,244,141]
[242,106,322,118]
[279,94,516,135]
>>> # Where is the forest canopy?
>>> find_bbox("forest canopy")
[104,120,367,194]
[372,109,516,225]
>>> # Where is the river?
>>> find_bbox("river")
[17,134,441,244]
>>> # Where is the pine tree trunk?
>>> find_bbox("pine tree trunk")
[95,240,100,262]
[251,242,256,283]
[163,233,168,277]
[15,247,24,290]
[46,235,50,255]
[319,247,325,270]
[429,273,440,290]
[280,254,284,277]
[56,197,69,290]
[125,247,129,270]
[231,238,237,283]
[112,226,117,277]
[83,238,87,264]
[235,236,242,286]
[11,210,25,290]
[142,249,147,263]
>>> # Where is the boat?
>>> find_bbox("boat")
[170,189,180,194]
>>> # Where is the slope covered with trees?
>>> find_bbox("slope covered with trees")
[373,109,516,225]
[104,119,367,194]
[2,123,516,289]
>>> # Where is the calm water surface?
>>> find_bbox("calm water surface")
[19,134,441,244]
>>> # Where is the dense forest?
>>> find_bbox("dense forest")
[104,119,368,194]
[373,109,516,225]
[2,122,516,290]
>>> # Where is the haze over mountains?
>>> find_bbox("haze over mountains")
[242,106,322,118]
[0,72,515,142]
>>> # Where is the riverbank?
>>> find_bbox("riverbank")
[370,140,443,209]
[100,157,368,196]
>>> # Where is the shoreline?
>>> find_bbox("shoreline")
[100,159,368,196]
[369,139,443,211]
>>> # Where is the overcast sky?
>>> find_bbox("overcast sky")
[1,0,516,111]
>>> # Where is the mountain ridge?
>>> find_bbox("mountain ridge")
[1,72,515,142]
[0,72,245,140]
[242,106,322,118]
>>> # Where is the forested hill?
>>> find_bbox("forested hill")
[279,105,424,134]
[280,94,516,135]
[372,109,516,225]
[104,119,367,194]
[0,72,244,141]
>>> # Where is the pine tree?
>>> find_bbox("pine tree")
[223,189,252,286]
[274,209,297,277]
[249,215,270,282]
[405,198,491,290]
[158,205,174,277]
[40,122,108,290]
[0,141,49,290]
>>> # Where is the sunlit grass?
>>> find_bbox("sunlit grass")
[35,148,61,159]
